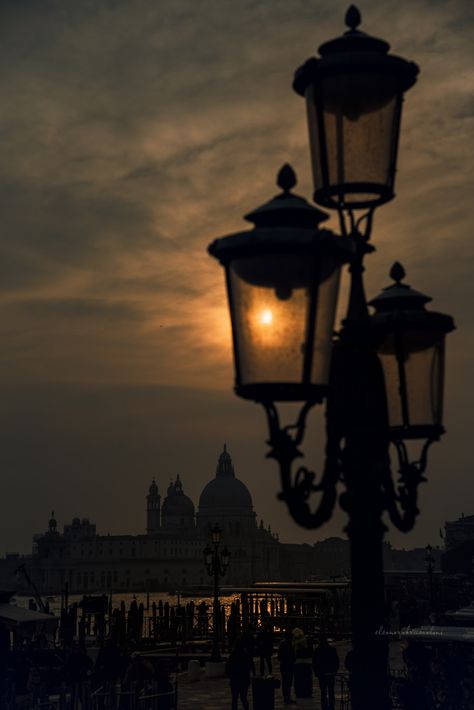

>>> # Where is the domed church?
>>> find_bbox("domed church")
[144,445,280,586]
[30,445,287,594]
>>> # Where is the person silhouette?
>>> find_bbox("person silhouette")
[225,638,255,710]
[312,635,339,710]
[278,629,296,705]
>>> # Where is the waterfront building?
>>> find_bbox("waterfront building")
[2,445,467,596]
[24,446,281,594]
[444,513,474,550]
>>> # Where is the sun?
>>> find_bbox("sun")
[259,309,273,325]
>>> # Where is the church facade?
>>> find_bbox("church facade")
[28,446,282,594]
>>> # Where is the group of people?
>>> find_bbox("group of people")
[225,625,340,709]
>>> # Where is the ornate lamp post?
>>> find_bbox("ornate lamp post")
[425,544,435,612]
[203,524,230,663]
[208,7,455,709]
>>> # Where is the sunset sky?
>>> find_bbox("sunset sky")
[1,0,473,554]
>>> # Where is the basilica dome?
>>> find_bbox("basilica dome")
[198,445,255,528]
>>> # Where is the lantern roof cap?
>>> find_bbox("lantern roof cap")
[208,165,354,269]
[369,263,455,335]
[244,164,329,229]
[369,263,432,312]
[293,7,419,98]
[319,6,390,56]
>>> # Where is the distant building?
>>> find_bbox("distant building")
[312,538,351,579]
[444,513,474,550]
[25,446,282,594]
[442,513,474,576]
[3,447,464,596]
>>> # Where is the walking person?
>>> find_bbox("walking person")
[226,638,255,710]
[312,635,340,710]
[278,629,296,705]
[292,628,313,698]
[257,621,274,676]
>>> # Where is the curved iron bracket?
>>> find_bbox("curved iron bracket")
[338,206,375,245]
[261,400,341,530]
[383,437,438,532]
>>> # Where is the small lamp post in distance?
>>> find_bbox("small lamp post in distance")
[203,524,230,663]
[425,543,435,614]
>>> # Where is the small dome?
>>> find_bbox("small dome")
[161,475,195,519]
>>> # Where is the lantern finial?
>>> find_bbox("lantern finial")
[390,262,406,284]
[277,164,297,193]
[345,5,361,31]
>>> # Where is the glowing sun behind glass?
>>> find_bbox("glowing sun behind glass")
[259,308,273,325]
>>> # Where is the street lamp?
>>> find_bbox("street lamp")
[208,7,454,709]
[425,544,435,613]
[203,524,230,663]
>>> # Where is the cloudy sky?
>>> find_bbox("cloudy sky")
[0,0,473,554]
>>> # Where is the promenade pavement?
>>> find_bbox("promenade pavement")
[177,669,346,710]
[175,640,403,709]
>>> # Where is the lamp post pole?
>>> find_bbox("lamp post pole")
[425,544,435,613]
[212,546,221,662]
[203,525,230,663]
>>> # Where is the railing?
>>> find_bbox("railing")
[0,680,176,710]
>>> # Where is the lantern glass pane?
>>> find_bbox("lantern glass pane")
[230,254,309,386]
[306,84,324,194]
[229,252,340,391]
[377,330,445,431]
[307,73,401,206]
[311,258,341,385]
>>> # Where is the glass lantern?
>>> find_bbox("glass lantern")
[203,546,213,568]
[208,165,352,402]
[370,263,455,440]
[221,548,231,571]
[211,525,222,545]
[293,6,419,209]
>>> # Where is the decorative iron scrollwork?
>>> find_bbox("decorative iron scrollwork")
[261,400,341,530]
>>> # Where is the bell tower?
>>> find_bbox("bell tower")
[146,480,161,534]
